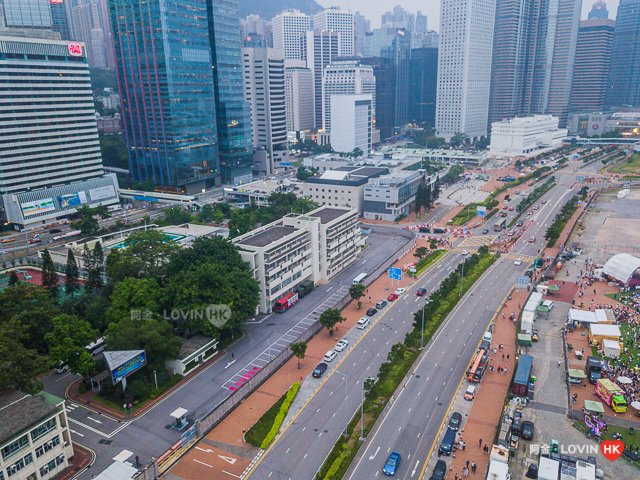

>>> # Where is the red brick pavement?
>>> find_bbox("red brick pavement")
[53,444,93,480]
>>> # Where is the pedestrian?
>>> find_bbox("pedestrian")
[463,467,469,478]
[557,359,562,367]
[231,352,234,360]
[466,460,470,469]
[506,354,509,360]
[502,353,505,360]
[478,438,483,448]
[455,474,459,480]
[471,461,477,474]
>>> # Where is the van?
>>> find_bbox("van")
[483,332,492,344]
[464,385,476,401]
[357,317,370,329]
[439,428,456,455]
[323,350,337,362]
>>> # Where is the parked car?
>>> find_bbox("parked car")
[482,229,489,234]
[383,452,401,476]
[395,287,406,295]
[464,385,476,401]
[531,329,539,342]
[323,350,337,362]
[334,339,349,352]
[357,317,371,329]
[387,293,399,302]
[448,412,462,431]
[416,288,427,296]
[376,300,388,309]
[366,307,378,316]
[312,363,328,378]
[430,460,448,480]
[522,421,535,440]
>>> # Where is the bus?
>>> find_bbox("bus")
[352,273,368,285]
[493,219,507,232]
[85,337,106,356]
[467,349,489,382]
[52,230,82,241]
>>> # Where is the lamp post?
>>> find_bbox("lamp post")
[335,370,348,437]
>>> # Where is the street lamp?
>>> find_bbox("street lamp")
[334,370,349,437]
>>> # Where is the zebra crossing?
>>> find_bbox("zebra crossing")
[457,235,499,248]
[221,285,350,390]
[502,253,536,263]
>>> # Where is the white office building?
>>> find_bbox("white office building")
[435,0,496,142]
[330,95,373,155]
[313,7,354,57]
[242,47,289,175]
[233,206,363,313]
[285,61,315,131]
[0,391,74,480]
[363,171,426,222]
[0,35,119,228]
[271,9,310,60]
[322,60,376,132]
[490,115,568,157]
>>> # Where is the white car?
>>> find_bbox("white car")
[394,287,406,295]
[461,249,469,256]
[514,259,522,266]
[334,339,349,352]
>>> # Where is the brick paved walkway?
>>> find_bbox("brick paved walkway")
[53,444,93,480]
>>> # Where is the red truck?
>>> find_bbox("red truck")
[274,292,299,313]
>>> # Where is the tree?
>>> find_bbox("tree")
[478,245,489,255]
[351,147,364,158]
[442,165,465,184]
[160,206,192,225]
[424,183,432,208]
[8,270,19,287]
[449,132,469,148]
[72,205,110,235]
[45,314,97,376]
[40,249,59,302]
[319,308,345,336]
[296,167,316,181]
[426,136,446,149]
[84,242,104,292]
[429,239,438,250]
[0,319,47,393]
[198,204,216,223]
[99,134,129,170]
[414,185,423,213]
[349,283,366,309]
[414,247,429,260]
[65,249,80,296]
[106,230,178,281]
[290,341,307,369]
[432,176,441,200]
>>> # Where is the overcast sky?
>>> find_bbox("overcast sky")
[320,1,620,29]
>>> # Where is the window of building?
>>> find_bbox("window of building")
[6,453,32,477]
[35,436,60,458]
[31,418,56,442]
[1,435,28,461]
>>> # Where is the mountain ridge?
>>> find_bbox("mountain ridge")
[239,0,324,20]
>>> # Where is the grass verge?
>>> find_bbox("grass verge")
[246,382,300,449]
[315,251,497,480]
[544,187,588,247]
[415,249,446,276]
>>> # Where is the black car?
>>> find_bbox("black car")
[511,411,523,436]
[312,362,328,378]
[430,459,447,480]
[416,288,427,296]
[516,220,524,227]
[366,307,378,316]
[482,229,489,234]
[521,420,534,440]
[448,412,462,431]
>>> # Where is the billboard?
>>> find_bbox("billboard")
[67,43,83,57]
[108,351,147,385]
[58,191,87,209]
[89,185,116,201]
[22,198,55,217]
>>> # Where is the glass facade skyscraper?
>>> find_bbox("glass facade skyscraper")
[208,0,253,185]
[0,0,52,28]
[109,0,219,191]
[606,0,640,109]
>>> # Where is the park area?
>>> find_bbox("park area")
[608,154,640,176]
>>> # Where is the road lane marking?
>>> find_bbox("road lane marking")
[369,446,380,460]
[86,416,102,425]
[193,459,213,468]
[69,429,84,437]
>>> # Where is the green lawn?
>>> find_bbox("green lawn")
[245,392,287,448]
[601,426,640,452]
[414,250,445,276]
[609,154,640,175]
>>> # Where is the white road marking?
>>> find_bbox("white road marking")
[86,416,102,425]
[193,459,213,468]
[69,429,84,437]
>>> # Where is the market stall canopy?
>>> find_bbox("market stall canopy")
[568,369,587,379]
[568,308,597,323]
[602,253,640,285]
[584,400,605,413]
[617,376,632,385]
[631,401,640,411]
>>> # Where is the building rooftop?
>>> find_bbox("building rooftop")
[309,207,352,224]
[177,335,217,360]
[306,166,388,186]
[0,391,63,445]
[235,225,300,248]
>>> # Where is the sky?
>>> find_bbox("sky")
[321,1,620,29]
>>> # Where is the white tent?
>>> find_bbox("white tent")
[521,310,535,333]
[568,308,597,324]
[594,308,615,324]
[590,324,621,338]
[603,253,640,285]
[603,339,621,358]
[528,292,543,305]
[524,299,539,313]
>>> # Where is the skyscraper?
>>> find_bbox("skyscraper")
[302,30,339,129]
[70,0,112,68]
[242,48,289,175]
[489,0,582,127]
[606,0,640,109]
[436,0,496,141]
[271,9,310,60]
[415,11,428,34]
[360,57,395,140]
[208,0,254,185]
[49,0,71,40]
[0,35,119,228]
[314,8,355,57]
[381,5,415,31]
[109,0,219,191]
[589,0,610,18]
[569,16,615,113]
[354,12,370,57]
[409,47,438,128]
[285,62,315,132]
[330,95,373,155]
[0,0,51,29]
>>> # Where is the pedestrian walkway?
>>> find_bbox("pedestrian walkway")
[457,236,499,248]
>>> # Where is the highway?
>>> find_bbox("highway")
[244,166,583,480]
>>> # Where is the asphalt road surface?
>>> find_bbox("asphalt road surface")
[41,230,411,479]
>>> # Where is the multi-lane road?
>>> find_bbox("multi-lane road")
[245,166,584,480]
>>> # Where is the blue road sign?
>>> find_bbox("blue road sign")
[515,276,530,288]
[389,267,402,280]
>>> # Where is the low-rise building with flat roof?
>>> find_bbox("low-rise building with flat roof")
[0,391,73,480]
[490,115,568,157]
[233,206,363,313]
[421,149,488,167]
[363,171,425,221]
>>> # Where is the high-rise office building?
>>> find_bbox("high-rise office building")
[606,0,640,109]
[589,0,610,19]
[330,94,373,155]
[302,30,339,129]
[415,11,428,34]
[70,0,112,69]
[314,8,354,57]
[569,16,615,113]
[242,48,289,175]
[360,57,395,140]
[208,0,254,185]
[354,12,370,57]
[436,0,496,141]
[109,0,219,191]
[409,47,438,128]
[0,0,51,29]
[489,0,582,127]
[285,62,315,132]
[272,9,310,60]
[49,0,71,40]
[0,35,119,228]
[381,5,415,31]
[241,14,272,47]
[322,60,376,132]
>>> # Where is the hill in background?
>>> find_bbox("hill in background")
[239,0,323,20]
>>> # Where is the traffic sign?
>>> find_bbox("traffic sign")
[389,267,402,280]
[476,206,487,217]
[515,276,530,289]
